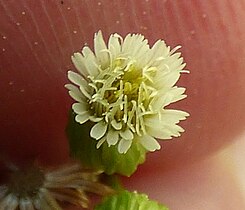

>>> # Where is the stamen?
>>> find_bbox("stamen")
[88,83,98,92]
[170,45,181,55]
[123,95,128,123]
[127,100,136,129]
[131,101,140,136]
[143,67,156,83]
[97,65,104,73]
[49,189,89,209]
[124,60,136,72]
[42,188,66,210]
[138,109,147,135]
[137,84,143,105]
[163,64,170,72]
[181,69,190,73]
[113,33,123,44]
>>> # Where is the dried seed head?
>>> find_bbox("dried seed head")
[0,163,113,209]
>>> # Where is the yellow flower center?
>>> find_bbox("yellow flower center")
[89,58,157,135]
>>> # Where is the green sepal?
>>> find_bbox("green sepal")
[94,190,169,210]
[66,111,146,176]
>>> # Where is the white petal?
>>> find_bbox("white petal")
[111,120,122,130]
[164,124,185,136]
[150,90,173,110]
[33,197,41,210]
[168,57,184,70]
[156,56,185,74]
[96,137,106,148]
[20,198,34,210]
[89,116,103,122]
[94,30,109,66]
[0,185,7,199]
[82,46,100,76]
[135,44,150,62]
[65,84,78,92]
[155,70,180,89]
[152,40,169,58]
[145,110,188,139]
[71,53,88,77]
[146,110,189,126]
[65,84,85,102]
[72,102,88,114]
[118,139,132,154]
[139,135,161,152]
[130,34,148,57]
[122,34,149,59]
[90,121,108,140]
[68,71,86,86]
[108,33,121,60]
[150,87,187,109]
[122,34,133,55]
[159,53,184,73]
[161,109,189,122]
[147,40,169,66]
[145,115,174,139]
[146,126,173,139]
[79,86,91,99]
[67,71,91,99]
[75,112,90,124]
[68,91,83,102]
[119,128,134,140]
[169,52,181,62]
[106,129,119,146]
[1,194,18,210]
[167,88,187,104]
[138,49,153,67]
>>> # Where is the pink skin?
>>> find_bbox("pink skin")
[0,0,245,209]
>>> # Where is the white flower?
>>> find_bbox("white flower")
[66,31,189,154]
[0,163,112,209]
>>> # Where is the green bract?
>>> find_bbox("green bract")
[67,111,146,176]
[94,190,169,210]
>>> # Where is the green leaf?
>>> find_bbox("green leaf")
[66,111,146,176]
[94,190,169,210]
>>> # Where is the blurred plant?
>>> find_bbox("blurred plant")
[0,163,113,209]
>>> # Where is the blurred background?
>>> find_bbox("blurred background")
[0,0,245,209]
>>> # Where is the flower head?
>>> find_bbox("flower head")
[0,163,113,209]
[66,31,189,154]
